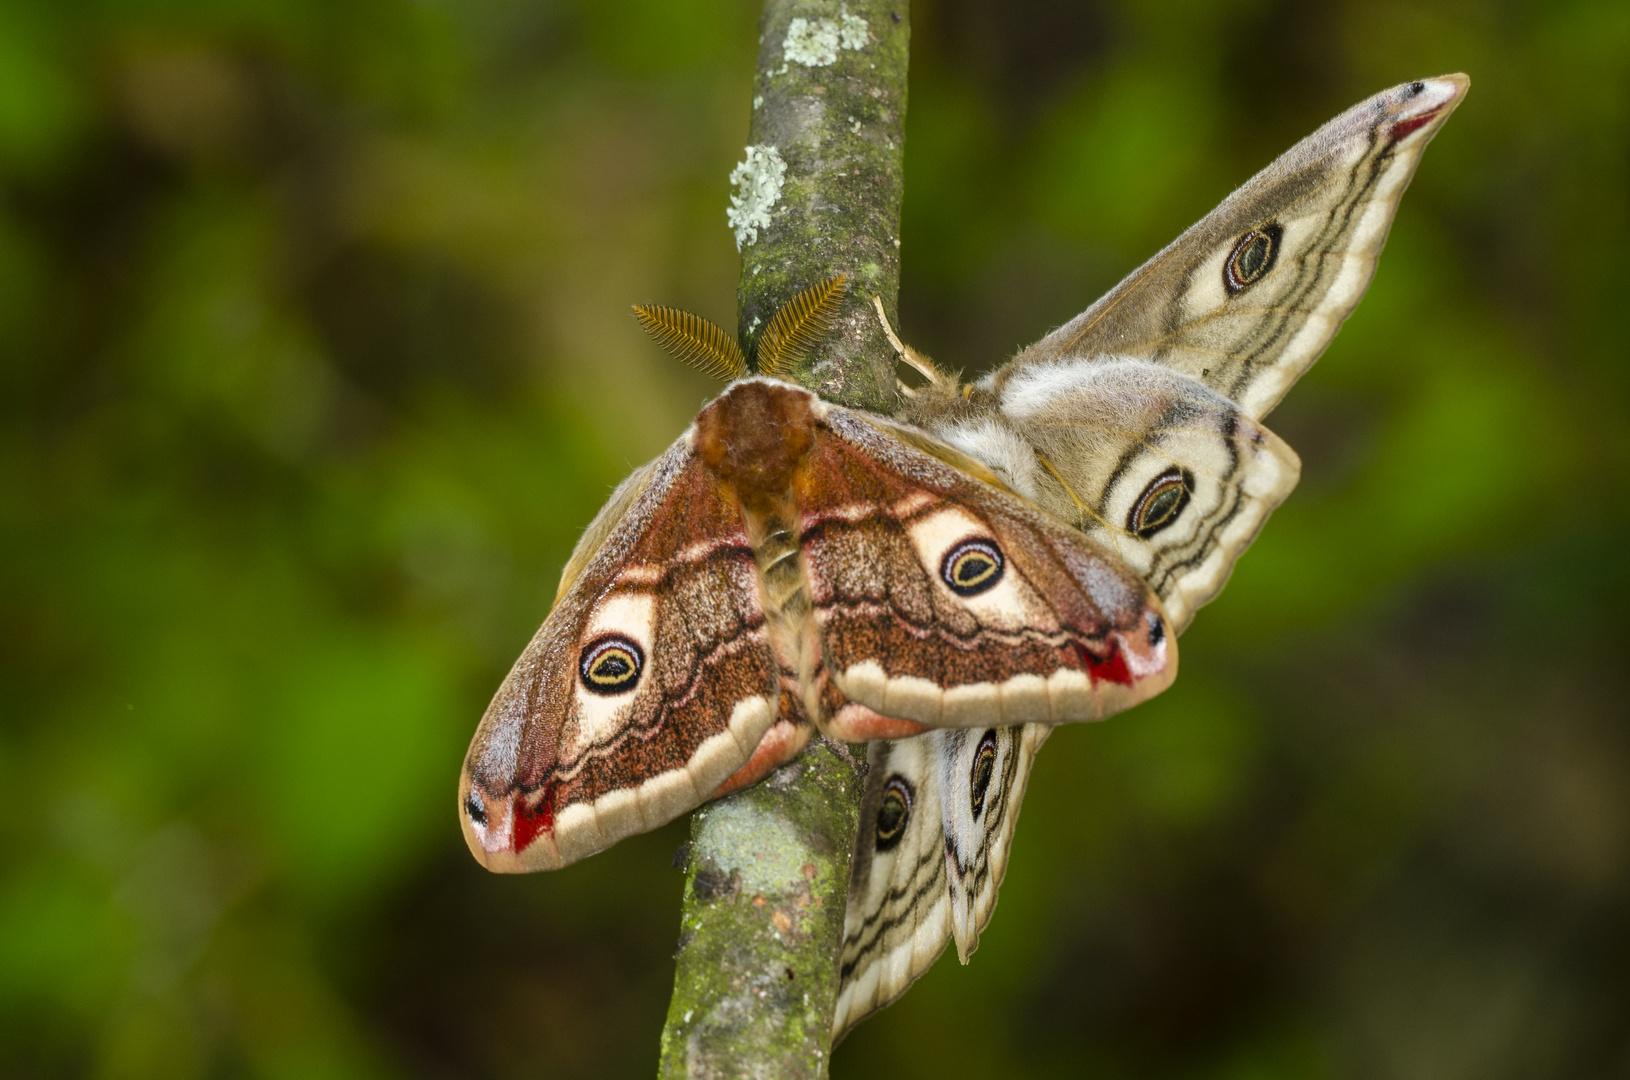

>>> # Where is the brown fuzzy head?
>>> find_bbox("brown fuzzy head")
[694,379,817,509]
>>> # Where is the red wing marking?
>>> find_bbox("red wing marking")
[1389,109,1441,142]
[1082,641,1134,684]
[513,780,556,852]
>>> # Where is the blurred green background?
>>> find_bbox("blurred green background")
[2,0,1627,1076]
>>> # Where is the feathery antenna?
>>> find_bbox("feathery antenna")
[631,305,749,381]
[756,274,848,378]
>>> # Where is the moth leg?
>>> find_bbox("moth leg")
[870,294,948,389]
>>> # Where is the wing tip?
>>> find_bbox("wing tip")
[1384,74,1470,144]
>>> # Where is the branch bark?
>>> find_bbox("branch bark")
[658,3,909,1077]
[735,0,907,413]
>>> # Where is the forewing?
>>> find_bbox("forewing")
[939,723,1050,964]
[1005,75,1467,420]
[833,734,950,1038]
[459,437,779,871]
[799,407,1176,733]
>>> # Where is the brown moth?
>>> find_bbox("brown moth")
[459,339,1177,872]
[832,74,1468,1036]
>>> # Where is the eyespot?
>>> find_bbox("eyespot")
[1127,467,1194,538]
[969,730,998,818]
[464,791,487,827]
[875,776,913,852]
[579,634,645,695]
[1224,224,1282,294]
[940,538,1005,597]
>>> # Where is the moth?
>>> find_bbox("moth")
[458,310,1178,870]
[831,74,1468,1035]
[455,71,1465,1019]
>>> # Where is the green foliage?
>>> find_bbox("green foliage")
[2,0,1628,1077]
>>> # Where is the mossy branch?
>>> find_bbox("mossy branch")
[731,0,907,413]
[657,3,909,1077]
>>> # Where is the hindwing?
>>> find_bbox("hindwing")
[834,723,1048,1037]
[834,734,951,1037]
[938,723,1050,964]
[921,359,1300,633]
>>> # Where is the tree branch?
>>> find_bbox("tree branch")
[658,3,909,1077]
[734,0,907,412]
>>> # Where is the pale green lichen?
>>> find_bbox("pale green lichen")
[733,0,908,412]
[726,144,787,250]
[694,800,810,895]
[782,6,868,67]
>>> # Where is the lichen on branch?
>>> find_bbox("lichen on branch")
[732,0,908,412]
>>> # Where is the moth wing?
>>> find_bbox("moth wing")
[932,359,1300,634]
[938,723,1050,964]
[833,723,1049,1037]
[459,436,781,871]
[1004,75,1467,420]
[800,406,1176,736]
[833,733,950,1038]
